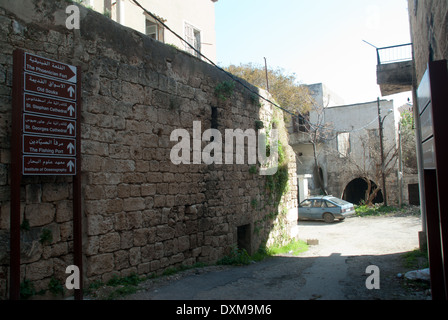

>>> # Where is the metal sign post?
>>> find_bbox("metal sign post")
[10,50,82,300]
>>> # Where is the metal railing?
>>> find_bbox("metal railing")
[377,43,413,65]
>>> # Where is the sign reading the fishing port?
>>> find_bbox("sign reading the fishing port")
[23,135,76,157]
[15,51,80,176]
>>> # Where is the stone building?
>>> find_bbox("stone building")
[323,99,402,206]
[288,83,417,206]
[0,0,298,299]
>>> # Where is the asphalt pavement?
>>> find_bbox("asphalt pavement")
[120,214,424,300]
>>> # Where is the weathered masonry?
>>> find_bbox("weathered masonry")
[0,0,298,299]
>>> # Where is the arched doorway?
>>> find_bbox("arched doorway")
[342,178,383,205]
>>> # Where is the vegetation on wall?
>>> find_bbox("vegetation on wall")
[251,109,293,249]
[214,81,235,102]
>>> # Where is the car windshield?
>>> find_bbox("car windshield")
[327,197,351,206]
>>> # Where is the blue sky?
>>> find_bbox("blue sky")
[215,0,412,106]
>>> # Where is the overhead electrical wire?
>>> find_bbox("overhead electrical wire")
[130,0,385,135]
[130,0,299,116]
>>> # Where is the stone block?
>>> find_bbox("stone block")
[129,247,141,266]
[156,225,174,241]
[99,232,120,253]
[141,184,156,196]
[25,259,53,281]
[87,253,114,276]
[87,214,113,236]
[114,250,130,270]
[178,235,190,252]
[123,197,146,212]
[133,228,150,247]
[141,244,155,262]
[170,253,184,264]
[154,195,166,208]
[120,231,134,249]
[55,200,72,223]
[26,203,55,227]
[150,260,160,272]
[25,184,41,203]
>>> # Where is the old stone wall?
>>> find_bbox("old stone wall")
[0,0,298,299]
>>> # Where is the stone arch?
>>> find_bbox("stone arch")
[342,177,383,205]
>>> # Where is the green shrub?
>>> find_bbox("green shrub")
[217,246,251,266]
[215,81,235,102]
[355,204,399,216]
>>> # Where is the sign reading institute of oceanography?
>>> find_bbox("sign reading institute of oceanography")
[19,52,79,176]
[23,155,76,175]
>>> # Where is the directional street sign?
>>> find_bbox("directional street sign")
[16,51,80,176]
[24,72,76,101]
[24,93,76,119]
[23,135,76,157]
[24,52,77,83]
[23,113,76,138]
[23,155,76,175]
[12,49,83,302]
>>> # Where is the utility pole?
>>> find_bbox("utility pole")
[377,98,388,206]
[264,57,269,92]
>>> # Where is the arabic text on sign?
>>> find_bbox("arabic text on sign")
[25,53,77,83]
[24,73,76,101]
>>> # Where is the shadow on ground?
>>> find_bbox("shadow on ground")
[104,250,430,300]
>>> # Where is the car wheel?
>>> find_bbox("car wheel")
[323,213,335,223]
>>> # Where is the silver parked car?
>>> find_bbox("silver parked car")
[298,196,355,223]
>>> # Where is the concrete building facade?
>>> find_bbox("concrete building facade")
[288,83,417,207]
[323,99,401,205]
[82,0,218,62]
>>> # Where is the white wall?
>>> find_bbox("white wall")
[105,0,217,62]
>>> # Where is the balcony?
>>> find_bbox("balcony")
[376,43,414,96]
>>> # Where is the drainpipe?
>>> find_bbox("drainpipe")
[117,0,125,25]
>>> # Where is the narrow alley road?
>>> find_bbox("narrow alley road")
[118,213,425,300]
